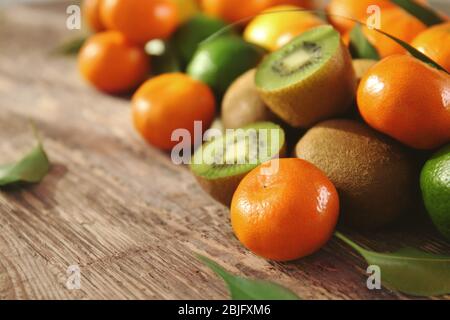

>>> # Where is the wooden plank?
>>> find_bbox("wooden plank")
[0,2,449,300]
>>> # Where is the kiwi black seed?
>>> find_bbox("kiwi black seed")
[222,69,279,129]
[256,25,356,128]
[190,122,286,206]
[295,119,419,229]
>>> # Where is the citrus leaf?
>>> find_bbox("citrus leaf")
[391,0,444,26]
[197,255,300,300]
[335,232,450,297]
[53,36,87,55]
[0,130,50,187]
[349,24,380,60]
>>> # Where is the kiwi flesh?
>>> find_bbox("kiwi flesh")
[352,59,377,84]
[295,119,418,229]
[222,69,279,129]
[255,26,356,128]
[191,122,286,206]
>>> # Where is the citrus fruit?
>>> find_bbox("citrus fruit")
[187,35,265,97]
[362,7,427,58]
[82,0,106,32]
[132,73,215,151]
[172,0,199,23]
[100,0,179,44]
[326,0,395,34]
[357,54,450,150]
[172,14,229,66]
[200,0,312,23]
[243,5,324,52]
[420,144,450,241]
[411,22,450,73]
[78,31,150,93]
[231,158,339,261]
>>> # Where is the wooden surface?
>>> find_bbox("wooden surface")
[0,2,449,300]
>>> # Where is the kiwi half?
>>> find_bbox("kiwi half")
[255,26,356,128]
[222,69,279,129]
[295,119,418,229]
[191,122,286,206]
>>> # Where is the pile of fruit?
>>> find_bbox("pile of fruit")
[78,0,450,262]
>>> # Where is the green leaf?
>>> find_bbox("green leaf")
[197,255,300,300]
[0,129,50,187]
[335,232,450,297]
[391,0,444,26]
[53,36,87,55]
[349,24,380,60]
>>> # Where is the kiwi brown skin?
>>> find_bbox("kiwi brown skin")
[222,69,279,129]
[195,144,287,207]
[352,59,377,84]
[295,119,419,229]
[258,40,357,128]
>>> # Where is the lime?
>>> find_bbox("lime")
[172,14,229,67]
[420,144,450,240]
[187,35,265,97]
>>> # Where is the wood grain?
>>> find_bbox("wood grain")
[0,2,449,300]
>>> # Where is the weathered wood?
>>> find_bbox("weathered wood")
[0,2,449,300]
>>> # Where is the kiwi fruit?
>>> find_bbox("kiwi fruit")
[255,25,356,128]
[352,59,377,83]
[190,122,286,206]
[222,69,279,129]
[295,119,418,229]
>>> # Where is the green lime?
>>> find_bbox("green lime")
[420,144,450,240]
[172,14,230,67]
[187,35,265,97]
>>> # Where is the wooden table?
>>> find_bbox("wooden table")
[0,1,449,300]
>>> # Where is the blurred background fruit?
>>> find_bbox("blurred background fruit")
[420,144,450,241]
[132,73,215,150]
[326,0,395,34]
[172,0,200,23]
[357,55,450,150]
[362,7,427,58]
[82,0,106,32]
[411,22,450,73]
[187,35,265,97]
[231,158,339,261]
[200,0,312,23]
[100,0,179,44]
[244,5,324,51]
[78,31,150,93]
[172,14,229,67]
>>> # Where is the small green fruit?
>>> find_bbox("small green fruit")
[187,35,265,97]
[420,144,450,241]
[172,14,230,67]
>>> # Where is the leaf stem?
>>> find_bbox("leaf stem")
[334,232,367,254]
